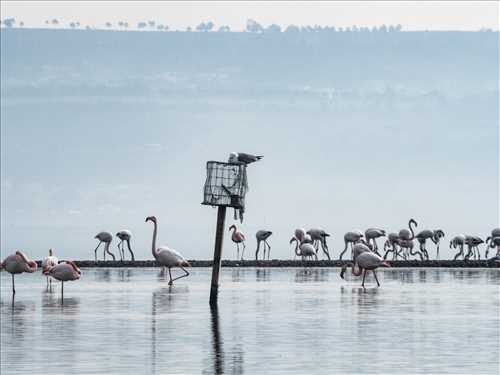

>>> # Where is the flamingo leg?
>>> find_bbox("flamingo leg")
[127,240,135,261]
[61,281,64,302]
[170,267,190,283]
[117,241,124,261]
[12,274,15,295]
[321,240,331,260]
[339,242,349,260]
[373,270,380,287]
[168,267,173,285]
[236,243,240,260]
[94,241,102,261]
[265,240,271,260]
[241,241,246,261]
[361,269,367,288]
[255,241,260,261]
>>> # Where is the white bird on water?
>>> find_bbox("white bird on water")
[42,249,59,289]
[146,216,190,285]
[228,152,263,165]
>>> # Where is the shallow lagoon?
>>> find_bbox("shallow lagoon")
[1,267,499,374]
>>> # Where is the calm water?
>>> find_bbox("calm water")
[1,267,499,374]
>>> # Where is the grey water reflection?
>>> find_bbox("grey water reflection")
[1,267,499,375]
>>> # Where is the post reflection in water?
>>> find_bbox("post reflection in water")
[210,305,224,375]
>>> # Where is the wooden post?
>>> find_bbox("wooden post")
[210,206,226,306]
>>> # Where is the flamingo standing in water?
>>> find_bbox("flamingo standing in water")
[306,228,331,260]
[255,230,272,260]
[0,251,37,295]
[146,216,190,285]
[340,245,390,288]
[42,249,59,289]
[116,230,135,261]
[94,231,115,261]
[45,261,81,300]
[229,224,246,260]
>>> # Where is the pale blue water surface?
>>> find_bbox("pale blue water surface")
[1,267,499,374]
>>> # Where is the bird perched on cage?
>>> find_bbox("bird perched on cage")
[228,152,263,165]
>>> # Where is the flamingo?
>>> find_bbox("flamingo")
[0,251,37,295]
[383,233,402,260]
[340,246,390,288]
[145,216,190,285]
[486,236,500,258]
[398,219,423,259]
[306,228,331,260]
[338,230,364,260]
[464,236,484,260]
[41,249,59,289]
[485,228,500,251]
[415,229,445,260]
[364,228,386,255]
[255,230,272,260]
[44,261,81,300]
[94,231,115,261]
[290,236,318,261]
[451,235,467,260]
[229,224,246,260]
[116,230,135,261]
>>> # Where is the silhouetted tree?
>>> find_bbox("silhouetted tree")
[246,19,263,33]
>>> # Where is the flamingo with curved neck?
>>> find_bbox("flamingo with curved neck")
[146,216,190,285]
[340,248,390,288]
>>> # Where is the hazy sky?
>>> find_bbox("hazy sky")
[1,1,498,31]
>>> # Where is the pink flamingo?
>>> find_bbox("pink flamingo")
[340,248,390,288]
[229,224,246,260]
[45,261,81,300]
[0,250,38,294]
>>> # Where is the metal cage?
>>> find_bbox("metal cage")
[202,161,247,209]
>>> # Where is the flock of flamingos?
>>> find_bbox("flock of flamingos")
[1,216,500,300]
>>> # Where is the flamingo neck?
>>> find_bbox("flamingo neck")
[408,221,416,240]
[151,221,159,259]
[293,240,300,256]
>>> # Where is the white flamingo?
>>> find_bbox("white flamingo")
[41,249,59,289]
[116,230,135,261]
[255,230,272,260]
[0,251,37,295]
[94,231,115,261]
[45,261,81,300]
[146,216,190,285]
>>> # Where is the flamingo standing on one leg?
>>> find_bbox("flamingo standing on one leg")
[116,230,135,261]
[42,249,59,290]
[94,231,115,261]
[256,230,272,260]
[306,228,331,260]
[146,216,190,285]
[229,224,246,260]
[45,261,81,301]
[339,231,363,260]
[0,251,37,295]
[364,228,386,255]
[340,248,390,288]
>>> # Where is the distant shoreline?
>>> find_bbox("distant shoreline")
[35,259,500,268]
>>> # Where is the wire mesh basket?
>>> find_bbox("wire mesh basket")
[202,161,247,209]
